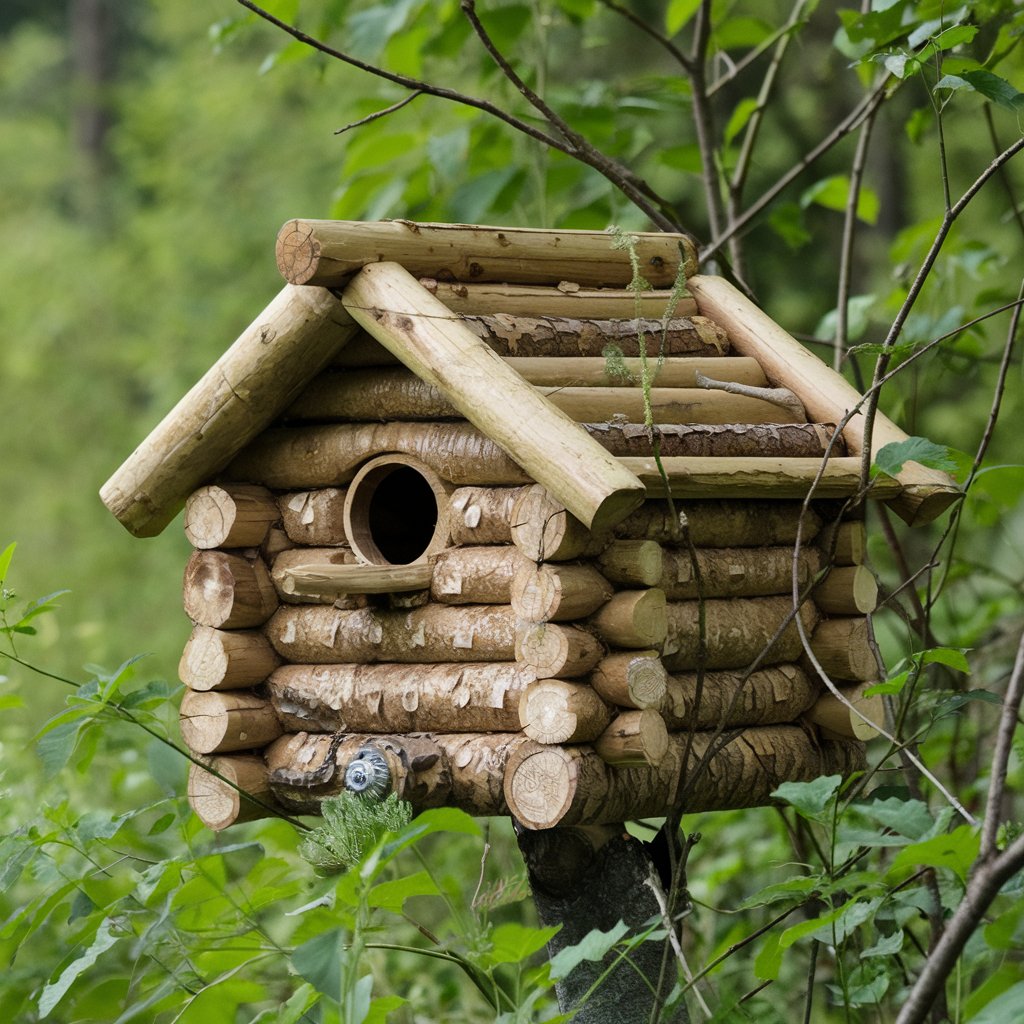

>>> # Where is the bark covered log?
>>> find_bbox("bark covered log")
[431,546,528,605]
[179,626,281,691]
[808,617,877,681]
[184,484,279,549]
[813,564,878,615]
[449,486,531,545]
[516,622,606,679]
[658,545,821,600]
[188,755,282,831]
[183,550,278,629]
[511,563,614,622]
[589,650,668,708]
[179,690,283,754]
[277,488,348,546]
[594,708,669,766]
[503,354,762,388]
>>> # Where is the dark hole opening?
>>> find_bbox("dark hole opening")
[366,466,439,564]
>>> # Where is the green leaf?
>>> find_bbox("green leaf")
[921,647,970,673]
[960,70,1024,111]
[665,0,700,36]
[488,922,560,965]
[801,175,879,224]
[781,898,879,948]
[39,918,121,1017]
[738,874,823,910]
[857,797,935,840]
[549,920,630,980]
[968,982,1024,1023]
[367,870,439,913]
[365,995,409,1024]
[861,929,904,958]
[890,825,980,883]
[0,541,15,584]
[753,932,784,981]
[724,98,760,145]
[874,437,959,477]
[772,775,842,819]
[35,718,83,777]
[292,928,345,1002]
[450,167,521,224]
[865,669,910,697]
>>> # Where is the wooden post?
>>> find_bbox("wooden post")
[341,262,645,533]
[100,285,358,537]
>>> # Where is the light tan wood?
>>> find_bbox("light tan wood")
[594,708,669,766]
[588,422,842,460]
[341,263,645,533]
[590,650,668,708]
[808,617,877,681]
[101,285,358,537]
[622,456,904,500]
[510,485,602,563]
[813,565,878,615]
[449,486,531,545]
[662,597,818,671]
[268,662,532,733]
[816,519,866,566]
[184,484,279,549]
[597,540,664,588]
[503,726,866,829]
[270,547,358,603]
[515,622,605,679]
[179,690,282,754]
[688,275,961,525]
[277,488,349,546]
[511,563,614,623]
[503,355,765,388]
[659,545,821,600]
[261,527,295,562]
[344,453,453,565]
[518,679,612,744]
[420,280,699,318]
[590,589,668,649]
[803,682,885,741]
[182,551,277,629]
[282,561,434,597]
[266,603,517,664]
[660,664,819,729]
[615,499,822,547]
[430,546,528,605]
[188,755,281,831]
[179,626,281,691]
[276,218,697,288]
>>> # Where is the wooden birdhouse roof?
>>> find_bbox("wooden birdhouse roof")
[100,219,960,537]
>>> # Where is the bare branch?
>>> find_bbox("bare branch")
[335,90,423,135]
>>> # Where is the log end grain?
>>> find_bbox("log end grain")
[503,742,579,831]
[188,755,279,831]
[276,218,322,285]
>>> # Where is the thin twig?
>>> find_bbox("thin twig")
[335,90,423,134]
[597,0,692,72]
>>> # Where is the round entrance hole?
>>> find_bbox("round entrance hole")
[344,455,451,565]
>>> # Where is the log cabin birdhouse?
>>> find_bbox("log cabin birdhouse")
[101,219,960,833]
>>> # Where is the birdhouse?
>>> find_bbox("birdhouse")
[100,219,960,832]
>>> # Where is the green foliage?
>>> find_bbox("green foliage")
[299,792,413,873]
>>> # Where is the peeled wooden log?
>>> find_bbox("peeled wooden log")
[179,690,283,754]
[621,456,904,500]
[463,314,728,358]
[268,662,531,733]
[590,650,668,709]
[184,484,279,549]
[266,603,517,664]
[594,709,669,767]
[817,519,866,566]
[590,589,668,649]
[803,682,885,740]
[662,597,819,671]
[504,726,866,830]
[342,264,646,533]
[586,422,842,459]
[510,485,604,562]
[420,280,700,319]
[271,547,358,602]
[516,623,605,679]
[659,545,821,600]
[511,563,614,623]
[519,679,612,744]
[503,355,764,388]
[808,617,877,681]
[277,488,348,546]
[183,550,277,629]
[228,422,531,490]
[449,486,530,546]
[101,285,358,538]
[276,218,697,288]
[188,755,282,831]
[597,540,664,588]
[264,729,529,816]
[431,546,528,605]
[660,664,819,729]
[813,565,878,615]
[615,499,822,547]
[687,275,962,525]
[179,626,281,691]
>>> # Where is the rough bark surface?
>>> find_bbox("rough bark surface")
[584,421,843,458]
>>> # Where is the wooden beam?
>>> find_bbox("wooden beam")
[101,285,358,537]
[341,262,645,532]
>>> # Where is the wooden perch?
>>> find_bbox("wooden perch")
[462,313,728,358]
[266,603,517,664]
[511,563,614,623]
[662,596,818,671]
[516,622,605,679]
[804,682,885,740]
[694,369,805,420]
[594,709,669,766]
[270,548,358,603]
[813,564,878,615]
[188,755,281,831]
[341,262,645,533]
[179,626,281,692]
[504,355,765,388]
[590,650,668,708]
[590,589,668,649]
[660,664,819,729]
[183,551,278,629]
[101,285,358,537]
[281,561,433,597]
[688,275,962,525]
[587,422,843,459]
[179,690,282,754]
[659,545,821,600]
[276,218,697,288]
[504,726,866,830]
[519,679,612,744]
[419,279,699,318]
[808,617,877,681]
[277,488,349,546]
[184,484,279,549]
[449,486,531,545]
[267,662,532,733]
